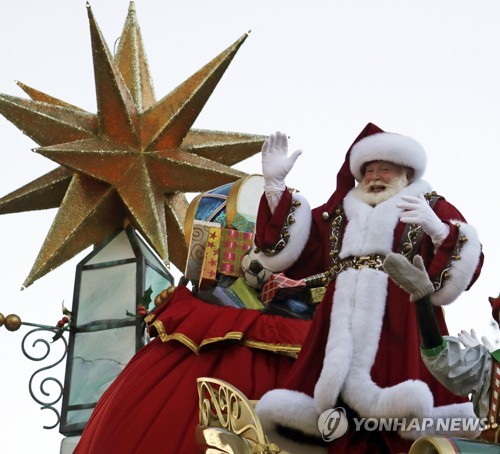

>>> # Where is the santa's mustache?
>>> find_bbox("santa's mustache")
[361,175,408,192]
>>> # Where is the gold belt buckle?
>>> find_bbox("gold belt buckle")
[356,255,372,268]
[357,254,384,269]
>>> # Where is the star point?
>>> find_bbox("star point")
[0,2,265,287]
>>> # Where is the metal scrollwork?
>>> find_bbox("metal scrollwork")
[328,208,345,264]
[197,377,274,448]
[432,227,467,292]
[21,325,68,430]
[400,223,423,259]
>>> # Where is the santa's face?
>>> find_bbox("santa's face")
[362,161,406,190]
[354,161,410,206]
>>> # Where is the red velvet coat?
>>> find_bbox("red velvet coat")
[255,184,484,453]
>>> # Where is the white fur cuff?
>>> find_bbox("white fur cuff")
[254,194,311,272]
[430,221,482,306]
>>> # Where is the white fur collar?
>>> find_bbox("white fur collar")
[340,180,432,257]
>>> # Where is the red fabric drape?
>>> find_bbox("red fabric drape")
[75,286,310,454]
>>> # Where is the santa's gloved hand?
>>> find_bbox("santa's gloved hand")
[383,253,435,301]
[262,131,302,193]
[397,194,450,247]
[459,329,496,352]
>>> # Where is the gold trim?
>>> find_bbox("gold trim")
[399,192,440,262]
[153,320,201,353]
[152,319,302,357]
[197,377,279,452]
[184,192,203,245]
[432,228,468,292]
[226,175,247,228]
[242,340,301,358]
[151,319,166,337]
[226,174,263,229]
[200,332,244,348]
[408,436,456,453]
[185,174,262,242]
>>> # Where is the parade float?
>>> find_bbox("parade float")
[0,3,498,454]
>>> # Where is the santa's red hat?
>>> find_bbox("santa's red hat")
[322,122,426,216]
[349,127,427,182]
[321,123,381,215]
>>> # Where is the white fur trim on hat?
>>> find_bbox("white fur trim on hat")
[349,132,427,182]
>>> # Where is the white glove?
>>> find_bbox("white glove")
[261,131,302,193]
[458,329,496,353]
[397,194,449,247]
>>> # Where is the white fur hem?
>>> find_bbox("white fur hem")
[430,221,482,306]
[256,390,327,454]
[256,389,321,437]
[254,194,311,272]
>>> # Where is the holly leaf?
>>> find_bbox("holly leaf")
[52,327,67,342]
[61,302,72,318]
[141,286,153,310]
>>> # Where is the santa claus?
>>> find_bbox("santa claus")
[252,124,484,453]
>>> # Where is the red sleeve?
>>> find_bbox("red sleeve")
[255,189,293,249]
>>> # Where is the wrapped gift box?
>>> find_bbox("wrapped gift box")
[231,212,256,233]
[264,297,315,320]
[260,273,306,306]
[196,284,244,308]
[308,286,327,304]
[184,220,221,281]
[217,229,254,277]
[230,277,264,310]
[218,285,246,308]
[199,226,222,290]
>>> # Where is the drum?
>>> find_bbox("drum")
[408,436,498,453]
[184,174,264,244]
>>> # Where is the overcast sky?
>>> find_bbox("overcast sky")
[1,1,499,452]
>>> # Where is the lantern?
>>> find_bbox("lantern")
[59,225,174,436]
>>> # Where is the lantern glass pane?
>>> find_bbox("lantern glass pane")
[68,326,136,406]
[77,263,136,325]
[86,230,135,265]
[65,409,94,428]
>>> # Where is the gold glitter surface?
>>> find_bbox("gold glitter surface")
[0,1,265,287]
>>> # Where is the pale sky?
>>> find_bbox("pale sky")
[1,1,499,452]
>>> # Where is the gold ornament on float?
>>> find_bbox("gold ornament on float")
[0,1,264,288]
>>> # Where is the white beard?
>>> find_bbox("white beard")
[353,174,408,206]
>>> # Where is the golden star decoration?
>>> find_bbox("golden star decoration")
[0,1,265,288]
